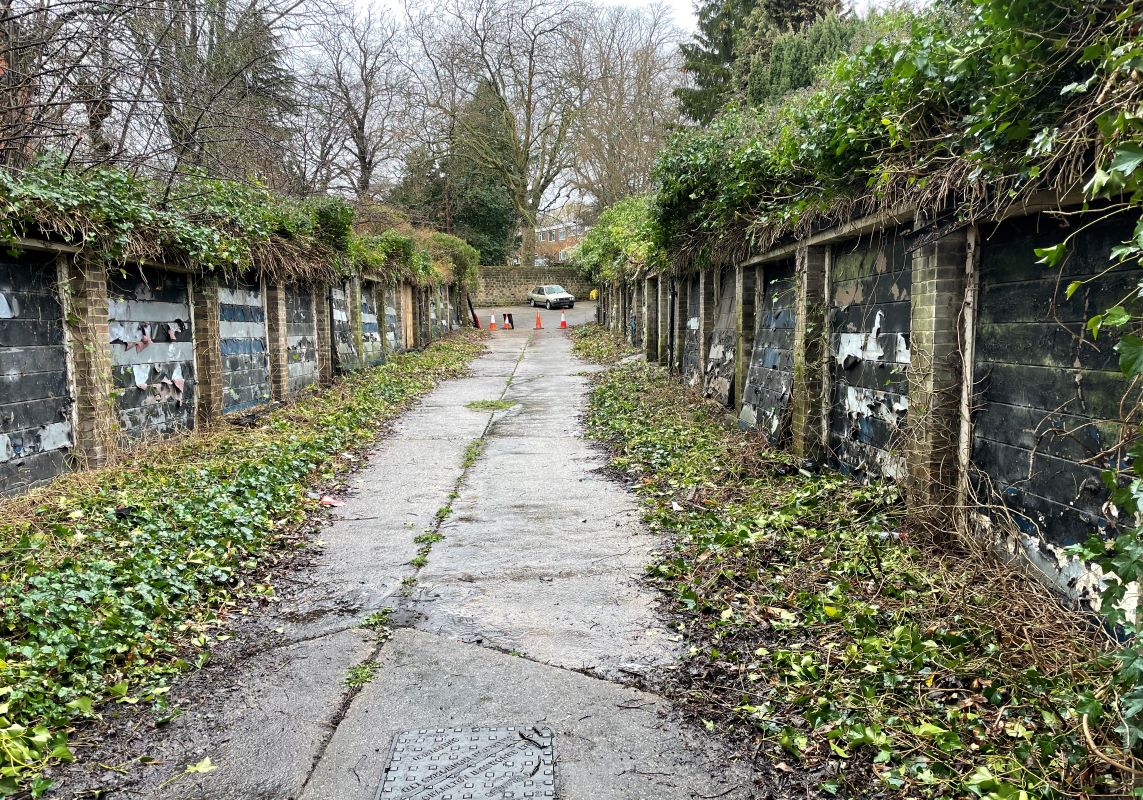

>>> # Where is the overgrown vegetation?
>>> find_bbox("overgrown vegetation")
[0,159,481,292]
[569,324,640,365]
[585,352,1130,799]
[0,332,485,796]
[343,661,379,688]
[574,0,1143,761]
[654,1,1132,267]
[571,195,663,284]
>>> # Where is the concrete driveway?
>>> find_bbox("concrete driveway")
[472,300,597,332]
[50,300,751,800]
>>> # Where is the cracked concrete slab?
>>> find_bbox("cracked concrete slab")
[46,303,753,800]
[299,629,749,800]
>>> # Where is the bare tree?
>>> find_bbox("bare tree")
[570,3,683,214]
[0,0,303,186]
[406,0,584,265]
[283,62,344,195]
[315,7,408,201]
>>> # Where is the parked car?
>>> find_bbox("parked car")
[527,285,575,309]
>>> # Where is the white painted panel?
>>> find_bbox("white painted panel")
[108,300,190,322]
[220,320,267,339]
[218,286,262,306]
[111,341,194,367]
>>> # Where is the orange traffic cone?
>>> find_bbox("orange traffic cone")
[559,310,568,329]
[534,311,543,330]
[489,312,497,331]
[503,313,511,330]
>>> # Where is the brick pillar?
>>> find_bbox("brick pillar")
[791,245,829,460]
[436,287,445,337]
[672,277,689,375]
[348,276,364,360]
[697,267,716,376]
[618,283,625,335]
[644,277,658,361]
[657,276,670,366]
[264,281,289,400]
[380,284,392,357]
[314,283,333,386]
[612,284,620,332]
[64,255,116,466]
[907,228,969,516]
[734,263,758,413]
[190,272,224,425]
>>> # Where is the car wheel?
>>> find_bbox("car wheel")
[527,298,533,307]
[546,300,551,310]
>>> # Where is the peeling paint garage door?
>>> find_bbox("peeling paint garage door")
[828,234,911,480]
[681,278,701,386]
[285,285,318,394]
[109,266,194,440]
[418,290,431,344]
[220,276,271,413]
[331,283,360,372]
[704,272,736,408]
[361,283,384,366]
[739,259,796,439]
[973,215,1136,551]
[385,291,401,352]
[0,251,72,492]
[630,283,643,348]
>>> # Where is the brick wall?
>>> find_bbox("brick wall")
[471,266,593,307]
[604,204,1142,605]
[1,247,460,495]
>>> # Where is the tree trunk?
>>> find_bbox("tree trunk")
[519,223,536,266]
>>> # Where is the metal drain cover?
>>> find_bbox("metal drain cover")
[377,725,556,799]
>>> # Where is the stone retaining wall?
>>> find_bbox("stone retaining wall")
[472,266,593,307]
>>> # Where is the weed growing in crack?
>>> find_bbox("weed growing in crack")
[361,609,395,644]
[344,661,379,688]
[462,438,486,469]
[361,609,394,631]
[408,554,427,568]
[413,531,444,546]
[466,399,517,412]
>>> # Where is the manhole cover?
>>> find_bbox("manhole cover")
[377,725,556,799]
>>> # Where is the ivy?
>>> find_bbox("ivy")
[571,195,665,283]
[582,335,1131,798]
[0,332,486,796]
[651,1,1114,263]
[0,157,481,288]
[647,0,1143,764]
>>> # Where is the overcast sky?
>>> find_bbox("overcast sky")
[367,0,900,37]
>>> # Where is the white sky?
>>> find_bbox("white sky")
[365,0,902,37]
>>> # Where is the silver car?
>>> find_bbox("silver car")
[527,284,576,309]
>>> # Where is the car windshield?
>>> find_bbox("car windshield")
[545,286,565,294]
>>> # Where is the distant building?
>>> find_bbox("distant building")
[531,206,590,265]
